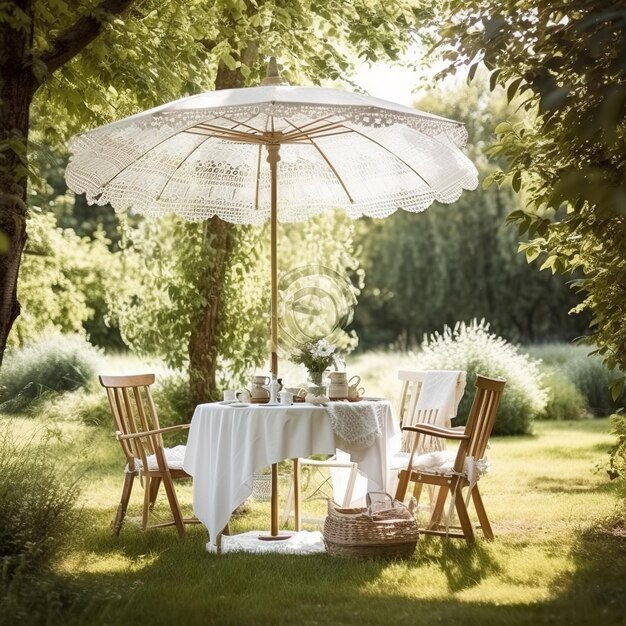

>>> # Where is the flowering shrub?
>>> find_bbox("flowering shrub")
[416,320,547,435]
[290,338,341,374]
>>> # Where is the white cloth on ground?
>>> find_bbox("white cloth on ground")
[206,530,326,555]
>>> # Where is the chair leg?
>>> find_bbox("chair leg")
[149,477,162,510]
[454,486,475,544]
[471,486,494,540]
[112,471,135,536]
[142,475,152,531]
[161,472,186,537]
[412,481,424,507]
[428,484,449,528]
[293,458,301,531]
[341,464,358,508]
[395,469,411,502]
[282,479,294,526]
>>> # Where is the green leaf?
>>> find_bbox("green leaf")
[610,377,625,402]
[220,52,237,71]
[507,77,523,103]
[494,122,511,135]
[489,69,501,91]
[525,247,541,263]
[467,62,479,83]
[539,255,557,272]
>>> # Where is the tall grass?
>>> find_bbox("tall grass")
[0,334,101,413]
[0,424,84,623]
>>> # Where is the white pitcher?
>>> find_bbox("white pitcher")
[328,371,349,400]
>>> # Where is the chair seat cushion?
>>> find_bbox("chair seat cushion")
[127,445,187,473]
[391,450,456,473]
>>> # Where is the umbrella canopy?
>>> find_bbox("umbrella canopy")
[66,61,478,378]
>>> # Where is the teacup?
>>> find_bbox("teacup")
[223,390,236,402]
[348,384,365,400]
[279,390,294,405]
[286,387,307,399]
[236,389,251,403]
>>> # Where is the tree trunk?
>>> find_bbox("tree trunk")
[0,1,136,366]
[0,2,35,365]
[186,54,258,405]
[188,217,235,405]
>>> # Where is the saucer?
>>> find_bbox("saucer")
[230,402,250,408]
[218,400,235,405]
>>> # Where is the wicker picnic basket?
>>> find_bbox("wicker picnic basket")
[323,492,419,558]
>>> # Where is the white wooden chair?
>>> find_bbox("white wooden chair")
[283,370,466,527]
[389,370,467,507]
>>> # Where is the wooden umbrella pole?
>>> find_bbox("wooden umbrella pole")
[267,143,280,380]
[264,141,286,540]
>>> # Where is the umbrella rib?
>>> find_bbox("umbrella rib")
[94,117,225,189]
[282,113,349,133]
[214,113,267,136]
[190,124,263,142]
[282,117,348,141]
[184,111,266,140]
[281,128,354,142]
[154,134,215,201]
[347,126,432,187]
[185,129,265,144]
[284,118,354,203]
[255,143,262,211]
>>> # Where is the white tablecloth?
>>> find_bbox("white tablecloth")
[183,401,400,548]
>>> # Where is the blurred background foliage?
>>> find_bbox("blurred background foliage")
[350,81,589,349]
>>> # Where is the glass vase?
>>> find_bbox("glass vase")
[306,371,328,404]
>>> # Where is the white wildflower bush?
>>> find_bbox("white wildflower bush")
[416,319,547,435]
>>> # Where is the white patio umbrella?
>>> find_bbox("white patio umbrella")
[66,59,478,378]
[65,60,478,540]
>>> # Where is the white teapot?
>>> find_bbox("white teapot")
[249,375,270,403]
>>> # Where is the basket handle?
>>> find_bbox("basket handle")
[366,491,416,518]
[366,491,395,516]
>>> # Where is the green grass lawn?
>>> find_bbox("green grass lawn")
[3,415,625,625]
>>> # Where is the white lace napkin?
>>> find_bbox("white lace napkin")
[325,401,384,449]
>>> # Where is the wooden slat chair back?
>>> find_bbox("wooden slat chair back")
[395,374,506,544]
[397,370,466,454]
[100,373,198,537]
[458,376,504,473]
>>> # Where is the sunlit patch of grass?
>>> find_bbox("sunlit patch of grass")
[3,349,625,625]
[60,550,158,575]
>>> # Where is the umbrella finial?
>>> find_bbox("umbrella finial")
[261,56,288,86]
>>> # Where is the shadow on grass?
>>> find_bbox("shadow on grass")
[413,536,501,593]
[528,475,620,495]
[10,503,624,626]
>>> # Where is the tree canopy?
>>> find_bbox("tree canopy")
[436,0,626,397]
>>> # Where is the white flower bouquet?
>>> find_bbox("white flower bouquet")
[290,338,341,380]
